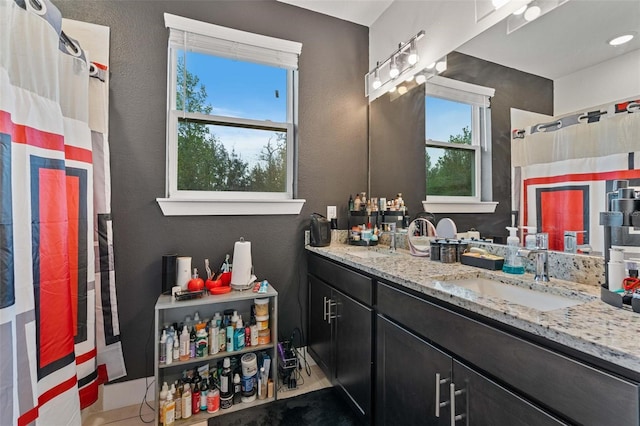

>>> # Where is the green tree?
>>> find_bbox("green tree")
[250,133,287,192]
[426,126,474,196]
[176,57,287,192]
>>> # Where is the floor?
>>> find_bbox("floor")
[82,349,331,426]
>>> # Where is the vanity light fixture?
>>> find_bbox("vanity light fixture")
[491,0,511,10]
[512,5,527,15]
[365,30,425,97]
[609,33,635,46]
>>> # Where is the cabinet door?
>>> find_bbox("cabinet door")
[308,275,333,378]
[376,315,451,426]
[334,288,373,419]
[451,360,567,426]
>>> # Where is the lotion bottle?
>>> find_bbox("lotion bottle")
[503,227,524,274]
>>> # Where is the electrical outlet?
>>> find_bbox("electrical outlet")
[327,205,337,219]
[304,230,310,246]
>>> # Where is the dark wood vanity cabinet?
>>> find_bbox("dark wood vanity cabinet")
[307,252,640,426]
[377,281,640,426]
[377,315,566,426]
[307,255,373,421]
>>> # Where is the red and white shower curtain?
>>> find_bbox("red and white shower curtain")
[0,0,125,424]
[512,99,640,253]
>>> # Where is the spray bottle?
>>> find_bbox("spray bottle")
[503,227,524,274]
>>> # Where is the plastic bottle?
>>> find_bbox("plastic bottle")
[199,377,208,411]
[209,322,219,355]
[503,227,525,274]
[164,391,175,425]
[159,330,167,365]
[522,226,537,249]
[226,324,234,352]
[196,328,208,357]
[220,357,233,408]
[213,312,222,328]
[179,326,189,361]
[192,381,200,414]
[207,386,220,413]
[244,321,251,348]
[234,318,245,351]
[172,338,179,362]
[181,383,192,419]
[233,373,242,405]
[165,332,173,365]
[250,319,259,347]
[174,381,182,420]
[231,311,239,329]
[159,382,168,425]
[189,327,197,358]
[219,327,227,352]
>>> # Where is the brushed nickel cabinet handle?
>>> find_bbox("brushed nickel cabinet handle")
[435,373,451,417]
[450,382,466,425]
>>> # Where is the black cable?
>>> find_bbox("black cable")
[139,314,156,423]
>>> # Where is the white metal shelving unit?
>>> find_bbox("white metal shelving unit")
[154,284,278,425]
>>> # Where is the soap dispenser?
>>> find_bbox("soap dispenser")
[503,227,525,274]
[521,226,537,249]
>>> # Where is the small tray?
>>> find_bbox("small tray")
[174,290,205,301]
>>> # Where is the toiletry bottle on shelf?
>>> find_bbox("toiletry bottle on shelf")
[159,330,167,365]
[181,383,192,419]
[235,318,245,351]
[189,327,196,358]
[503,227,524,274]
[164,391,175,425]
[348,194,354,211]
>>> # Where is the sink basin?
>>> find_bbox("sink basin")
[348,249,393,259]
[434,277,586,312]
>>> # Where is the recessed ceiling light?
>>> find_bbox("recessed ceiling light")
[524,5,541,21]
[609,33,635,46]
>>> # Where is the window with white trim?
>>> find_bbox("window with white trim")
[424,76,497,213]
[158,14,304,216]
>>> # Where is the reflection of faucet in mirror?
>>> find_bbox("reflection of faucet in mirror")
[564,231,592,254]
[517,233,550,282]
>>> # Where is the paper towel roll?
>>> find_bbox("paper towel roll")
[231,239,252,288]
[177,256,192,290]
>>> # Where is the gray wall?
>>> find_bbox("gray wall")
[55,0,369,381]
[370,52,553,242]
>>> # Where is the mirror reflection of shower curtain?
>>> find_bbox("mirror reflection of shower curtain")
[0,0,124,424]
[512,102,640,253]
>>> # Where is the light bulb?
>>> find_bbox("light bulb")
[372,76,382,90]
[426,62,436,70]
[435,61,447,73]
[405,75,414,83]
[389,56,400,79]
[397,86,408,95]
[408,41,418,65]
[388,86,397,93]
[415,74,427,85]
[524,5,541,21]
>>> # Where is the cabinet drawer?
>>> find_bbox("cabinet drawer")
[378,282,640,426]
[308,254,372,306]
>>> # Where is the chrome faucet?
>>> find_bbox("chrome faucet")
[384,222,397,253]
[517,232,550,282]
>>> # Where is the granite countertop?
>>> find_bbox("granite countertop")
[306,243,640,375]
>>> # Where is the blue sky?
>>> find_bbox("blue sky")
[426,96,471,142]
[184,51,287,166]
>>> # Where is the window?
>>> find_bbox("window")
[423,76,497,213]
[158,14,305,216]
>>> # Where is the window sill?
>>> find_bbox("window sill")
[422,200,498,214]
[156,198,306,216]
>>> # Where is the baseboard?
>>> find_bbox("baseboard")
[103,376,156,411]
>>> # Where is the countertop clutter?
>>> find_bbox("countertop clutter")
[306,243,640,375]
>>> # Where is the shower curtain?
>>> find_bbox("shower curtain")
[512,99,640,253]
[0,0,125,424]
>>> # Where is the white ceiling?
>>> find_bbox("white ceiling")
[277,0,640,80]
[277,0,393,27]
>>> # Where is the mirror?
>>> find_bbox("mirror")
[369,0,639,257]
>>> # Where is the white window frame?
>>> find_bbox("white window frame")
[423,76,498,214]
[157,14,305,216]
